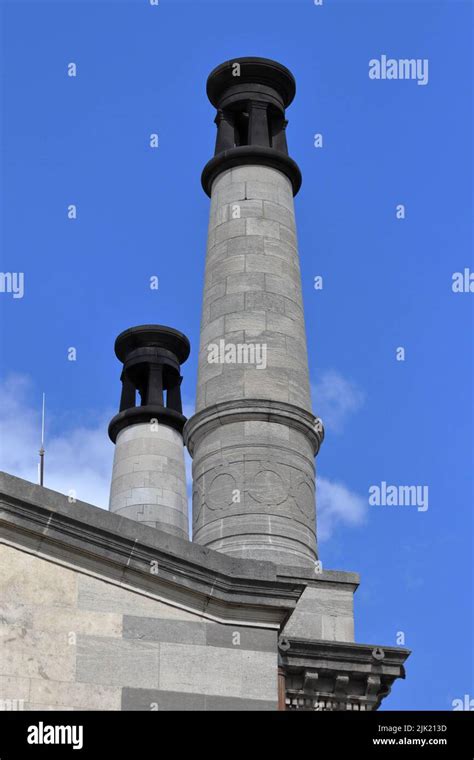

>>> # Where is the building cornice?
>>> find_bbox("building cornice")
[0,471,347,628]
[279,637,410,711]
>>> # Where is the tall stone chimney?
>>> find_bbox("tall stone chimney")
[108,324,190,539]
[184,58,324,568]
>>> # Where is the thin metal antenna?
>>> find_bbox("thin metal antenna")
[39,393,45,486]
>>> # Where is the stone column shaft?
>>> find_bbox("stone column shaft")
[186,165,322,566]
[185,58,323,568]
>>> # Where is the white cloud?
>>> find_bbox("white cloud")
[0,374,114,509]
[0,377,196,513]
[317,476,367,541]
[0,375,366,543]
[312,370,364,434]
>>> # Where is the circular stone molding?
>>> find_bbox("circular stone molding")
[184,399,324,458]
[249,467,288,506]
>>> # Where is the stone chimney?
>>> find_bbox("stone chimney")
[108,324,190,539]
[184,58,324,568]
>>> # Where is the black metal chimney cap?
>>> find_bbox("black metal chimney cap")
[206,57,296,109]
[114,325,190,364]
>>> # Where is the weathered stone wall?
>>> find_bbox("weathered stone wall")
[0,544,278,711]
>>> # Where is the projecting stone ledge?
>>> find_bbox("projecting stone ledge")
[279,638,410,711]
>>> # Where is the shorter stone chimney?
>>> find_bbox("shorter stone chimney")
[108,325,190,539]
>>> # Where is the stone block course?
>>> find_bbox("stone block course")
[214,219,246,245]
[226,235,264,257]
[245,253,292,277]
[244,290,287,314]
[157,642,277,701]
[246,181,280,205]
[210,292,245,320]
[224,311,266,337]
[279,224,298,248]
[214,183,247,206]
[123,616,206,646]
[29,680,121,711]
[246,218,280,239]
[32,606,122,638]
[263,201,294,229]
[225,272,265,294]
[0,674,31,702]
[76,635,160,690]
[216,199,263,223]
[209,254,246,285]
[1,625,76,682]
[204,371,245,406]
[0,545,77,607]
[206,624,277,653]
[121,687,276,711]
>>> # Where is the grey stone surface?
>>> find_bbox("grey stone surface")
[226,235,265,256]
[263,200,293,228]
[187,164,319,567]
[283,585,355,642]
[226,272,266,295]
[1,625,76,682]
[206,624,277,653]
[195,165,312,413]
[109,423,189,540]
[122,616,276,653]
[76,635,160,689]
[0,537,285,710]
[246,217,280,239]
[29,680,121,711]
[214,218,246,245]
[186,399,321,567]
[209,255,246,285]
[206,624,277,652]
[121,688,276,711]
[77,575,205,622]
[157,642,277,700]
[205,694,276,711]
[122,687,206,711]
[32,605,122,638]
[123,616,206,645]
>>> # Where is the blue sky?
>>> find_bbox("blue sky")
[0,0,472,710]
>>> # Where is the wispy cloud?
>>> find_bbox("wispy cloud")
[312,370,365,434]
[312,370,366,538]
[0,374,114,508]
[317,476,367,541]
